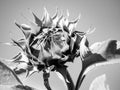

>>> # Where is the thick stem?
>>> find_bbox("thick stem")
[43,71,52,90]
[66,69,75,90]
[75,53,106,90]
[56,66,75,90]
[75,62,86,90]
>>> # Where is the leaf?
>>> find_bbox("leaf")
[26,65,38,77]
[21,24,31,30]
[89,74,110,90]
[0,60,23,85]
[13,52,29,63]
[11,39,26,51]
[15,21,31,39]
[90,39,120,59]
[1,57,21,68]
[84,58,120,76]
[75,53,120,90]
[75,39,120,90]
[21,13,41,35]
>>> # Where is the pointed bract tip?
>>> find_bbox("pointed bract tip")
[74,14,81,24]
[44,7,48,15]
[28,8,35,16]
[52,7,59,19]
[29,9,42,27]
[14,21,21,28]
[43,7,53,27]
[86,26,96,35]
[55,7,59,13]
[57,13,64,25]
[66,9,69,17]
[78,13,81,19]
[44,7,50,19]
[28,8,31,12]
[28,8,36,17]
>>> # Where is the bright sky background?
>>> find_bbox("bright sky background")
[0,0,120,90]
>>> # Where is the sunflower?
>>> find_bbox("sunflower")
[1,8,95,90]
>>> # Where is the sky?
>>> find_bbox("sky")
[0,0,120,90]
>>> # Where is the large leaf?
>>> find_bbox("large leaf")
[75,39,120,90]
[90,39,120,59]
[0,60,23,85]
[89,74,110,90]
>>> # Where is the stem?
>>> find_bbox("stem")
[43,71,52,90]
[75,63,86,90]
[75,53,106,90]
[66,69,75,90]
[56,66,75,90]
